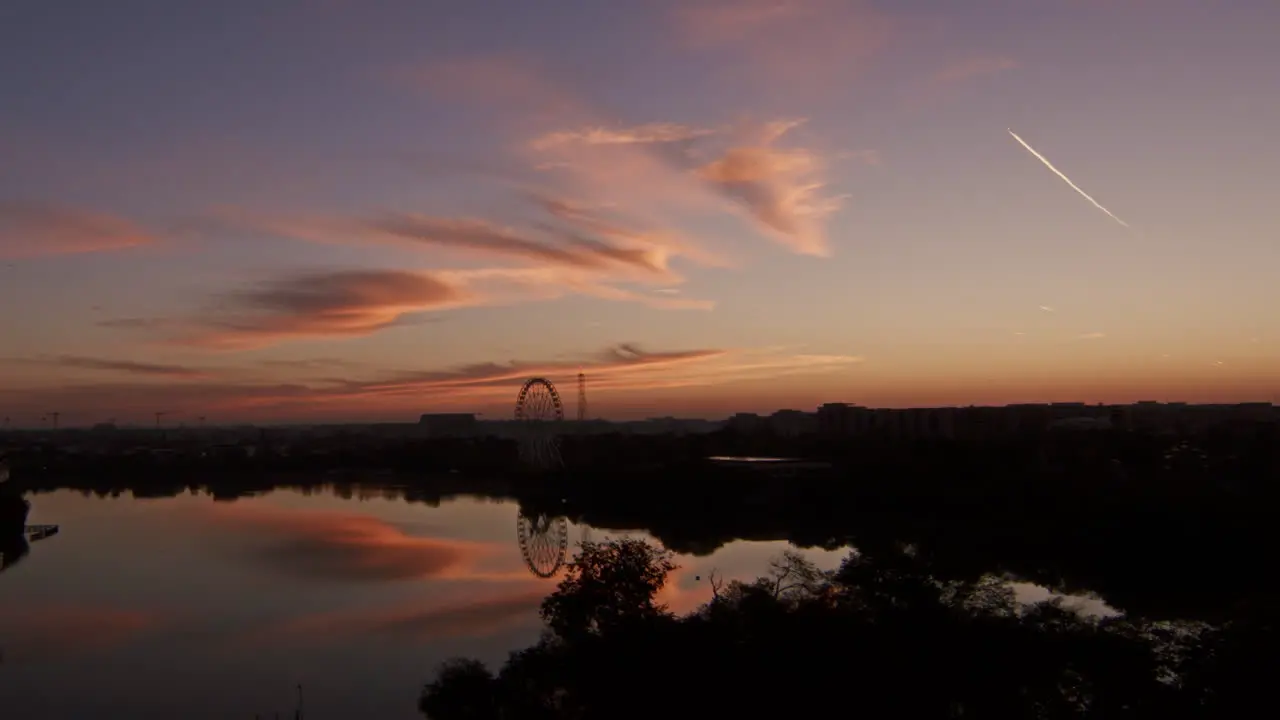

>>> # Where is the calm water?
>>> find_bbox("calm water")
[1,489,850,719]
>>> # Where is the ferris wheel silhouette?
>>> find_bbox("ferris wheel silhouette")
[514,377,564,469]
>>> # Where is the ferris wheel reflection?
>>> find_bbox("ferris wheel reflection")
[516,511,569,579]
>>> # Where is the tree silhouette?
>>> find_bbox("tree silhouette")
[539,538,677,641]
[415,538,1254,719]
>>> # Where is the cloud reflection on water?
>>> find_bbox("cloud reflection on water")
[255,587,549,647]
[0,605,159,663]
[200,504,521,583]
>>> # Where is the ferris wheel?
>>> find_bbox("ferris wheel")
[517,512,569,579]
[514,377,564,469]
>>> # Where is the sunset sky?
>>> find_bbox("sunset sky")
[2,0,1277,425]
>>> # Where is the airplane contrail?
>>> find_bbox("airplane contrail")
[1007,128,1129,228]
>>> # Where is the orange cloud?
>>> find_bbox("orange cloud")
[0,201,154,259]
[931,55,1018,86]
[200,505,504,583]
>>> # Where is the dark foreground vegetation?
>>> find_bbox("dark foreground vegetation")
[8,429,1280,621]
[0,485,31,572]
[420,538,1271,719]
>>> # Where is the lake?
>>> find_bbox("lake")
[1,488,854,719]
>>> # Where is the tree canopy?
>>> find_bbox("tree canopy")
[420,538,1270,719]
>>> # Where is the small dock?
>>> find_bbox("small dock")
[23,524,59,542]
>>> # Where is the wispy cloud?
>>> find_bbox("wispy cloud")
[835,149,882,166]
[28,355,210,379]
[930,55,1017,87]
[527,117,845,257]
[672,0,894,90]
[695,119,843,256]
[417,55,848,261]
[1077,332,1106,340]
[0,201,154,259]
[1038,305,1056,313]
[368,214,676,279]
[185,194,721,344]
[96,317,171,330]
[530,122,719,151]
[258,357,366,372]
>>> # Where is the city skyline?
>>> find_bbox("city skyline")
[3,0,1278,423]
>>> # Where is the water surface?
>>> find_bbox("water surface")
[1,489,845,719]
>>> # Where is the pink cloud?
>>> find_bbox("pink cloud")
[0,201,154,259]
[410,55,849,262]
[695,120,844,256]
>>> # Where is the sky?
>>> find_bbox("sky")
[2,0,1278,425]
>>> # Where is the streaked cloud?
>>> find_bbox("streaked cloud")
[304,344,730,402]
[175,270,471,350]
[435,266,714,312]
[1039,305,1056,313]
[1077,332,1106,340]
[529,195,729,268]
[0,344,865,422]
[369,214,675,279]
[14,355,211,379]
[0,201,154,259]
[183,196,717,345]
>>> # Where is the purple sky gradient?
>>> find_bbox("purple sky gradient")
[2,0,1277,424]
